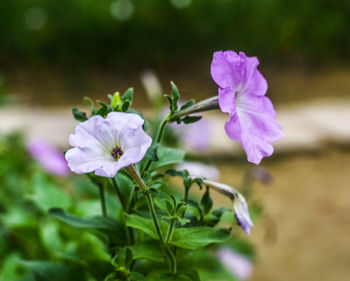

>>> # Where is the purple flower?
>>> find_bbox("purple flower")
[202,179,253,234]
[217,248,253,280]
[211,50,284,164]
[27,139,70,177]
[65,112,152,178]
[233,192,253,234]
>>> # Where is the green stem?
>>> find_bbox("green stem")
[181,186,190,218]
[166,247,177,275]
[165,219,176,245]
[111,178,126,211]
[98,185,107,217]
[142,114,170,174]
[145,191,164,244]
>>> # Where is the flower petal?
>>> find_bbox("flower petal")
[69,115,115,151]
[233,193,254,234]
[218,87,236,114]
[235,94,284,164]
[65,146,113,175]
[224,113,241,141]
[238,52,267,96]
[105,112,145,146]
[211,50,242,89]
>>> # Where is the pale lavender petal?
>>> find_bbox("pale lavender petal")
[224,114,241,141]
[237,94,284,164]
[211,51,242,89]
[27,140,70,177]
[233,193,253,234]
[238,52,268,97]
[69,115,114,151]
[218,87,236,114]
[217,248,253,280]
[119,120,152,151]
[65,146,113,175]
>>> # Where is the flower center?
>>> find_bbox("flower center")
[111,146,123,160]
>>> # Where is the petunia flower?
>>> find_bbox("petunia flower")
[65,112,152,178]
[202,179,253,234]
[216,247,253,280]
[211,50,284,164]
[27,139,70,177]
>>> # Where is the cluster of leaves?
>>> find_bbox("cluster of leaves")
[72,88,134,122]
[164,82,202,125]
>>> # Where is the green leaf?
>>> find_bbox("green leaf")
[180,99,195,111]
[28,174,71,212]
[128,240,164,262]
[164,94,173,108]
[126,214,168,240]
[150,146,185,170]
[130,272,147,281]
[145,143,159,162]
[171,227,231,250]
[200,187,213,214]
[110,92,121,110]
[84,97,97,115]
[49,208,126,243]
[181,115,202,124]
[122,88,133,102]
[19,261,86,281]
[122,100,131,112]
[72,107,87,121]
[97,100,109,116]
[170,81,180,112]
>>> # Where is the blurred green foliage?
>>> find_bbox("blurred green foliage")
[0,0,349,68]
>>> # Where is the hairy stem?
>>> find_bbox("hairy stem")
[173,96,219,119]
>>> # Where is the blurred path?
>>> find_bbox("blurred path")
[1,98,350,154]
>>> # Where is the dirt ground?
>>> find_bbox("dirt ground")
[215,148,350,281]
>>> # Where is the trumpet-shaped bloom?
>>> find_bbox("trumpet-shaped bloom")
[217,248,253,280]
[65,112,152,178]
[211,50,284,164]
[202,179,253,234]
[27,139,70,177]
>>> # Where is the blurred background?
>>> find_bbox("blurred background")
[0,0,350,281]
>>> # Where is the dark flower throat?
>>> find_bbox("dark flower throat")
[111,146,123,160]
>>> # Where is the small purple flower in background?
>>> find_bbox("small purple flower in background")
[217,247,253,280]
[202,179,253,234]
[211,50,284,164]
[176,161,220,181]
[165,101,212,152]
[65,112,152,178]
[27,139,70,177]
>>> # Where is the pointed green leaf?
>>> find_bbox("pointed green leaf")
[128,240,164,262]
[72,107,87,121]
[49,208,126,243]
[150,146,185,170]
[126,214,168,240]
[180,99,195,111]
[181,115,202,124]
[171,227,231,250]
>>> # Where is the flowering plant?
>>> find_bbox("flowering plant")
[11,50,282,281]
